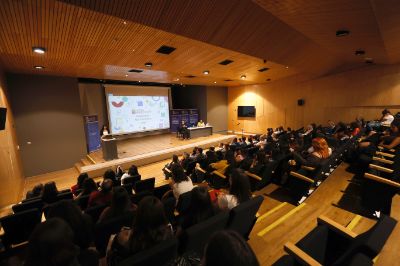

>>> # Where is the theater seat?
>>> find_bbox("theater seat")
[118,238,178,266]
[84,204,108,224]
[0,208,41,248]
[134,178,155,194]
[226,195,263,240]
[12,198,44,214]
[179,211,229,258]
[121,174,141,186]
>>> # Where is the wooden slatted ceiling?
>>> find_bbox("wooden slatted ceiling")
[254,0,389,64]
[0,0,296,85]
[0,0,297,86]
[58,0,342,76]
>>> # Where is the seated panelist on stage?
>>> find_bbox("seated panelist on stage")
[178,120,189,139]
[197,120,205,127]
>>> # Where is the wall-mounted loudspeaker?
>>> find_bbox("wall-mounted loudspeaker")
[297,99,305,106]
[0,108,7,130]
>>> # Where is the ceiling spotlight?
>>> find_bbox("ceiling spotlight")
[123,21,127,25]
[175,78,180,81]
[34,66,45,69]
[285,66,289,69]
[365,57,374,64]
[144,62,153,68]
[32,47,46,54]
[355,50,365,56]
[240,75,246,80]
[125,74,128,77]
[336,29,350,37]
[214,81,217,84]
[203,70,210,75]
[138,80,141,83]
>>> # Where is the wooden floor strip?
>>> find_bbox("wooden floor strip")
[257,203,306,237]
[86,154,96,164]
[346,215,362,230]
[256,202,288,224]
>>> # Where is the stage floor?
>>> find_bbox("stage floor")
[80,133,236,177]
[89,133,230,164]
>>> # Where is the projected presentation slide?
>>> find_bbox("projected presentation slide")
[107,94,170,134]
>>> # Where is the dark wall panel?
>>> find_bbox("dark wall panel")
[171,85,207,121]
[8,74,86,177]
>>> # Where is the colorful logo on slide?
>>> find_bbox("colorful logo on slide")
[112,101,124,108]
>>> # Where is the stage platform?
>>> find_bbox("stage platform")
[77,133,236,178]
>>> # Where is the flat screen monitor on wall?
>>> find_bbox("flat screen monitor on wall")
[238,106,255,118]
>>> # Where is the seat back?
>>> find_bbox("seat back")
[119,238,178,266]
[162,197,176,224]
[176,191,192,215]
[154,184,171,200]
[226,195,264,239]
[12,198,44,213]
[95,213,134,257]
[84,204,108,224]
[75,194,90,210]
[122,174,141,186]
[181,211,229,256]
[57,191,73,201]
[0,208,41,247]
[134,178,155,194]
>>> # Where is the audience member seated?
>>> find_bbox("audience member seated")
[350,121,361,137]
[379,119,400,150]
[202,230,259,266]
[88,179,113,207]
[25,218,81,266]
[170,165,194,201]
[75,178,98,200]
[180,186,217,230]
[47,200,94,250]
[71,173,89,196]
[25,183,43,200]
[120,165,140,185]
[217,169,251,210]
[195,147,206,161]
[98,186,137,223]
[162,154,180,180]
[115,165,124,179]
[178,120,189,139]
[205,146,218,165]
[107,196,173,264]
[104,169,118,186]
[292,137,331,168]
[41,181,59,204]
[249,151,266,176]
[180,152,191,171]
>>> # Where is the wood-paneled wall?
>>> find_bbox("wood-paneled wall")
[0,68,24,208]
[228,64,400,134]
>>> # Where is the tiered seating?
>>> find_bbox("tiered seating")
[274,215,397,265]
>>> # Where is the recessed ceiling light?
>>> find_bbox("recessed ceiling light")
[138,80,141,83]
[336,29,350,37]
[355,50,365,56]
[123,21,127,25]
[175,78,180,81]
[365,57,374,64]
[144,62,153,68]
[125,74,128,77]
[203,70,210,75]
[240,75,246,80]
[32,47,46,54]
[214,81,217,84]
[285,66,289,69]
[34,65,45,69]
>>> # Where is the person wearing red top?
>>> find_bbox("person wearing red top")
[71,173,89,196]
[88,179,113,207]
[350,121,361,137]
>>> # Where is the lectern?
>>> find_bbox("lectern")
[101,136,118,161]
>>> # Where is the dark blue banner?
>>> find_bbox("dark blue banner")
[84,115,101,153]
[188,109,199,126]
[170,110,182,132]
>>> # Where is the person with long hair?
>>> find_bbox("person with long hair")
[218,169,251,210]
[181,186,217,229]
[107,196,172,263]
[120,164,140,185]
[88,179,113,207]
[170,165,193,200]
[98,186,136,223]
[75,178,98,200]
[41,181,59,204]
[202,230,259,266]
[293,137,332,168]
[71,173,89,196]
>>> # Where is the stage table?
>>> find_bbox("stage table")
[188,126,213,138]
